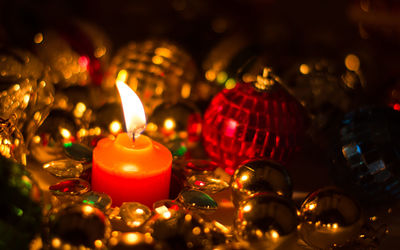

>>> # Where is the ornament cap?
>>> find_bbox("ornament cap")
[254,67,281,91]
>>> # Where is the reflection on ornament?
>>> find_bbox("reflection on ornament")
[231,159,292,206]
[298,187,364,249]
[48,204,111,249]
[203,68,307,173]
[30,109,80,163]
[145,210,212,249]
[187,173,230,194]
[120,202,152,229]
[43,159,84,178]
[33,20,111,87]
[80,102,125,147]
[81,192,112,211]
[0,116,26,165]
[63,142,93,163]
[49,178,90,196]
[234,193,298,249]
[146,101,202,156]
[0,156,42,249]
[103,40,198,115]
[178,189,218,212]
[108,231,155,249]
[334,107,400,204]
[283,58,363,130]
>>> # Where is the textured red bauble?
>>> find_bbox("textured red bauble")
[202,69,307,174]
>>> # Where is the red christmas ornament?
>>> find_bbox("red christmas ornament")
[202,68,307,174]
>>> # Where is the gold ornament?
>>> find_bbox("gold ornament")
[0,46,55,144]
[103,40,198,115]
[0,116,26,165]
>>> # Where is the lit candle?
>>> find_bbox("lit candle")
[92,80,172,207]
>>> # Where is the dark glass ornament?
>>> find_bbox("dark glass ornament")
[146,101,202,157]
[333,106,400,204]
[283,58,363,132]
[178,189,218,212]
[298,187,364,249]
[63,142,93,163]
[145,211,212,250]
[82,102,125,147]
[231,159,292,206]
[0,156,42,249]
[234,193,298,249]
[29,109,80,163]
[48,204,111,248]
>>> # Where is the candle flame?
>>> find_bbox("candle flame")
[116,80,146,139]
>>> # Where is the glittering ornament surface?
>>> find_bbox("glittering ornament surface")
[103,40,198,115]
[202,69,307,173]
[334,107,400,204]
[298,187,364,249]
[231,159,292,206]
[0,116,26,165]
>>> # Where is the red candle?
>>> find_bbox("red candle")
[92,80,172,207]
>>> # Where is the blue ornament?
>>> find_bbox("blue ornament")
[333,107,400,204]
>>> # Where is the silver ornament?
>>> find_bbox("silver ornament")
[298,187,364,249]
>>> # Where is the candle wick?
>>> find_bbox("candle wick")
[127,124,146,142]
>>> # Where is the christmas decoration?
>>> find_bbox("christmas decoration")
[43,159,84,178]
[178,189,218,212]
[145,209,213,249]
[282,58,363,131]
[202,68,307,173]
[231,158,292,206]
[33,20,111,87]
[103,40,198,115]
[298,187,364,249]
[29,109,81,163]
[332,106,400,204]
[0,156,42,249]
[81,102,125,147]
[49,178,90,196]
[0,116,27,165]
[145,101,202,157]
[0,46,54,135]
[47,204,111,249]
[234,193,298,249]
[81,192,112,211]
[187,173,230,194]
[120,202,152,229]
[63,142,93,163]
